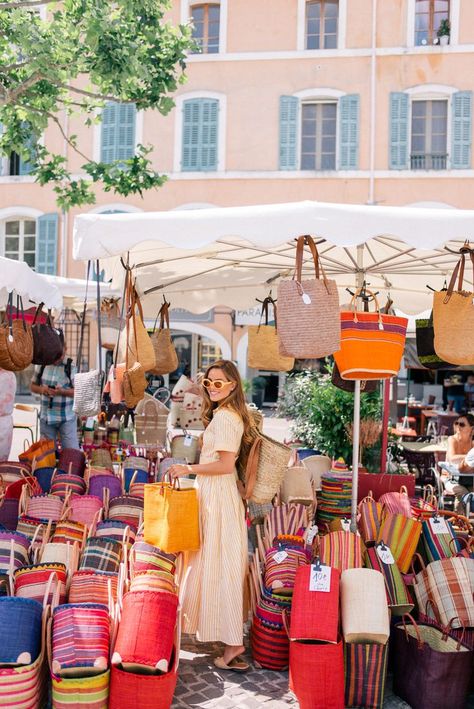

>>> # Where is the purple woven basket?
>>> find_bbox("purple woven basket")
[0,498,19,531]
[88,474,122,501]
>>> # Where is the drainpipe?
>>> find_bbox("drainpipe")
[368,0,377,205]
[60,109,69,277]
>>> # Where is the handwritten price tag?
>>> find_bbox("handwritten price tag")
[309,564,331,592]
[306,525,318,545]
[341,518,351,532]
[429,517,449,535]
[273,551,288,564]
[376,544,395,565]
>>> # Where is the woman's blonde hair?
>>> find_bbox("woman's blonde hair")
[201,360,255,456]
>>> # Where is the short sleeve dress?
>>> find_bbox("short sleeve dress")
[182,407,249,646]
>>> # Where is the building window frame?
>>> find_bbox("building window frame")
[410,97,449,170]
[405,85,456,170]
[297,0,346,51]
[293,88,344,171]
[407,0,460,48]
[173,91,226,173]
[189,3,221,54]
[181,0,227,54]
[0,215,38,268]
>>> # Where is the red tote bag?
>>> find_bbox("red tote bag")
[289,563,340,643]
[289,637,345,709]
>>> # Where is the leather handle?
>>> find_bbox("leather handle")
[294,235,320,282]
[259,296,277,329]
[242,435,262,501]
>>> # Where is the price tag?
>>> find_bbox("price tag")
[85,417,95,430]
[309,564,331,592]
[301,292,312,305]
[183,435,194,448]
[273,550,288,564]
[341,518,351,532]
[429,516,449,535]
[376,544,395,565]
[306,525,318,545]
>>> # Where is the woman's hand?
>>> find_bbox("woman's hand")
[168,464,191,480]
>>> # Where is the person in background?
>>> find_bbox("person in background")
[441,413,474,511]
[443,374,466,414]
[0,367,16,461]
[464,374,474,410]
[30,344,79,449]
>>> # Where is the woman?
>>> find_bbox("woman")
[443,413,474,510]
[0,367,16,461]
[168,360,253,672]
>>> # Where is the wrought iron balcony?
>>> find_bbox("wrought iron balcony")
[410,153,448,170]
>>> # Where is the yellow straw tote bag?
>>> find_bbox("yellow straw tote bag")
[277,235,340,359]
[144,479,200,553]
[433,248,474,365]
[247,296,294,372]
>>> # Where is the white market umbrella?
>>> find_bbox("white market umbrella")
[73,200,474,528]
[0,256,63,310]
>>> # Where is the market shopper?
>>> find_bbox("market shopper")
[0,367,16,461]
[30,344,79,449]
[441,413,474,511]
[168,360,252,672]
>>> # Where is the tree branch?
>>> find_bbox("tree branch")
[56,82,135,104]
[24,104,93,163]
[2,71,43,103]
[0,0,56,8]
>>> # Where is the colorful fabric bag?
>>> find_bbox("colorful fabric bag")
[357,493,383,543]
[52,603,110,677]
[425,557,474,629]
[51,669,110,709]
[0,530,30,573]
[79,536,123,574]
[25,493,65,522]
[263,545,310,594]
[144,481,199,553]
[50,473,87,499]
[250,614,289,671]
[68,495,102,527]
[14,562,67,605]
[344,641,388,709]
[317,531,364,572]
[130,541,177,577]
[365,543,414,616]
[376,511,422,573]
[51,520,86,548]
[277,235,340,360]
[422,515,462,562]
[57,449,86,478]
[334,289,408,380]
[129,570,177,595]
[88,474,122,502]
[379,485,412,517]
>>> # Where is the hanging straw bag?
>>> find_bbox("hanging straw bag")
[241,432,292,505]
[169,375,197,427]
[135,396,168,446]
[433,248,474,365]
[247,295,294,371]
[334,288,408,380]
[118,283,156,373]
[144,479,199,553]
[0,293,33,372]
[340,568,390,644]
[149,299,178,375]
[277,235,340,359]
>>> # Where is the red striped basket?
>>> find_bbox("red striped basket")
[251,614,289,670]
[14,562,68,604]
[50,473,87,499]
[52,520,87,548]
[68,570,119,605]
[52,603,110,677]
[68,495,102,527]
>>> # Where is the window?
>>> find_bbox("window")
[301,103,337,170]
[191,3,220,54]
[181,98,219,171]
[4,219,36,267]
[305,0,338,49]
[415,0,449,46]
[198,337,222,369]
[100,102,137,163]
[411,100,448,169]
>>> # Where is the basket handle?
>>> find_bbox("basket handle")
[401,613,423,649]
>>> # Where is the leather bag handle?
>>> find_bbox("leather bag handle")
[242,435,263,501]
[258,295,278,330]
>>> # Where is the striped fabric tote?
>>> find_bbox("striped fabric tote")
[51,669,110,709]
[68,570,119,606]
[376,512,422,574]
[129,570,177,595]
[422,516,461,563]
[52,604,110,677]
[357,494,383,543]
[344,641,389,709]
[318,531,364,572]
[130,541,177,577]
[79,537,123,574]
[50,473,87,499]
[365,544,414,616]
[0,531,30,573]
[52,520,87,548]
[108,495,143,530]
[263,546,310,594]
[14,562,67,604]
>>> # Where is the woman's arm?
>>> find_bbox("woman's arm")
[169,451,236,479]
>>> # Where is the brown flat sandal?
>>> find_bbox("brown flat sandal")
[214,655,250,673]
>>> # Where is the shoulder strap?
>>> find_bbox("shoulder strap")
[36,364,46,385]
[242,434,263,501]
[64,358,73,388]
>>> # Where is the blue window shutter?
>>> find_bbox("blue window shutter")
[339,94,360,169]
[36,213,59,275]
[451,91,472,169]
[279,96,298,170]
[116,103,136,161]
[182,99,219,171]
[101,102,117,163]
[389,92,409,169]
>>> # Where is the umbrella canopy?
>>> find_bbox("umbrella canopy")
[73,200,474,315]
[0,256,63,310]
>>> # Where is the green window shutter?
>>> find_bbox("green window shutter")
[182,99,219,171]
[339,94,360,169]
[279,96,298,170]
[389,92,409,169]
[101,102,136,163]
[451,91,472,169]
[36,213,59,275]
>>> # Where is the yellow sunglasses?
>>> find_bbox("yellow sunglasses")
[202,378,234,390]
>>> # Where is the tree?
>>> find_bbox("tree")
[0,0,193,208]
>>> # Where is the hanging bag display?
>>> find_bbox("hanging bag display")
[74,261,104,418]
[433,247,474,365]
[277,235,340,359]
[31,303,64,365]
[334,288,408,380]
[415,311,452,369]
[150,298,179,375]
[144,478,200,553]
[0,293,33,372]
[247,295,294,372]
[118,283,156,373]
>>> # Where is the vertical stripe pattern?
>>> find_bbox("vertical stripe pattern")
[344,641,388,709]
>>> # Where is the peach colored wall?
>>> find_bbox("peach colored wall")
[377,0,406,48]
[458,0,474,44]
[345,0,372,48]
[227,0,297,53]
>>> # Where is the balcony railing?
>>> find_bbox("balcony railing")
[410,153,448,170]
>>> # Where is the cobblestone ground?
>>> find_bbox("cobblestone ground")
[173,633,416,709]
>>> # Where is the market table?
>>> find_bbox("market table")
[389,427,418,440]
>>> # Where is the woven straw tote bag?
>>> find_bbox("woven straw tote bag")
[118,284,156,373]
[340,568,390,644]
[149,300,179,375]
[277,235,340,359]
[0,294,34,372]
[241,432,292,505]
[247,296,294,372]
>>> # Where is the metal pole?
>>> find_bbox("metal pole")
[380,379,390,473]
[350,380,361,532]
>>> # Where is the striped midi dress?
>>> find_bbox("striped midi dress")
[182,407,249,645]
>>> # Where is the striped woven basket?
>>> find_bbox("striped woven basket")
[129,570,177,595]
[51,669,110,709]
[26,494,64,522]
[95,520,135,548]
[251,614,289,670]
[14,563,68,605]
[50,473,87,499]
[317,531,365,573]
[0,531,31,573]
[68,570,119,605]
[130,541,177,577]
[79,537,123,574]
[52,603,110,677]
[68,495,102,527]
[108,495,143,529]
[52,521,87,548]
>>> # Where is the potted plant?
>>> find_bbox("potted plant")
[437,19,450,46]
[251,376,267,408]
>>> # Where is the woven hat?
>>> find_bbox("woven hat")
[330,458,349,474]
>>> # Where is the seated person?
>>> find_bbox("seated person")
[439,414,474,511]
